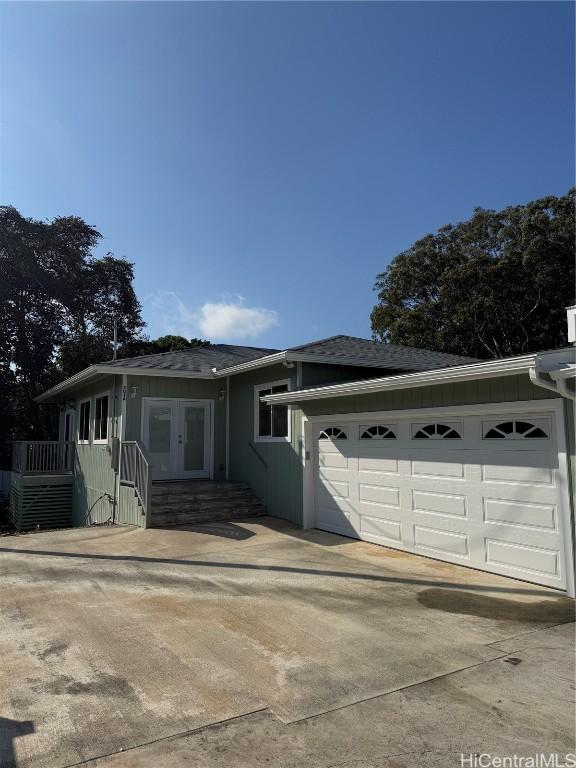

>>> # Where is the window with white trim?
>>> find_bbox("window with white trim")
[78,400,91,443]
[255,381,290,441]
[94,394,109,442]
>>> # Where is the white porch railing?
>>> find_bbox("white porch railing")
[120,441,152,521]
[12,441,74,475]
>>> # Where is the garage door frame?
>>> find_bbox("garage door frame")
[302,398,574,596]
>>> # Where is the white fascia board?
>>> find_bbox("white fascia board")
[36,364,214,403]
[283,352,406,369]
[212,351,287,377]
[91,365,214,379]
[35,367,101,403]
[262,355,539,404]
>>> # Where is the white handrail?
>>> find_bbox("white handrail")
[120,441,152,521]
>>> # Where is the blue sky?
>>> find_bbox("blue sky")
[1,1,573,349]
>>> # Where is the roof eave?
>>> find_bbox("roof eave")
[35,366,102,403]
[212,351,287,376]
[35,364,215,402]
[262,355,540,405]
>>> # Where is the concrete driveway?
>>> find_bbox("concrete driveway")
[0,518,574,768]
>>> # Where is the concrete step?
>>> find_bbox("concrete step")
[150,479,265,528]
[152,481,250,496]
[150,507,266,528]
[152,503,265,519]
[152,490,258,505]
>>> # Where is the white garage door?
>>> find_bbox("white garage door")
[314,404,573,592]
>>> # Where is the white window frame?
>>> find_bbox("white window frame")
[93,391,111,444]
[77,398,92,444]
[254,379,291,443]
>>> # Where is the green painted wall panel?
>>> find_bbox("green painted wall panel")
[563,398,576,562]
[228,364,303,525]
[67,375,141,527]
[301,363,398,388]
[125,375,227,479]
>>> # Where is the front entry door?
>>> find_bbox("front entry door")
[143,399,212,480]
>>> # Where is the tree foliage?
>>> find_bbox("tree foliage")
[371,190,575,358]
[0,206,144,465]
[118,335,211,359]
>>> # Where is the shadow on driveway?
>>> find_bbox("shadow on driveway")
[0,545,567,598]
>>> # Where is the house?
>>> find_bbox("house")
[11,333,576,596]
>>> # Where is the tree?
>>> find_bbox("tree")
[0,206,144,465]
[118,335,211,359]
[371,189,575,359]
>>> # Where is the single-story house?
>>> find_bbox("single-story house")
[11,332,576,596]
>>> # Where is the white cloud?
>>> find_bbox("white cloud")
[146,292,278,342]
[198,301,278,340]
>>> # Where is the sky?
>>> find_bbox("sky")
[1,1,574,350]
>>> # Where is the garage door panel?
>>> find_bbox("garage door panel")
[414,525,470,559]
[485,539,560,579]
[358,455,399,474]
[318,479,350,501]
[411,459,465,479]
[319,451,349,469]
[481,452,555,485]
[412,489,467,518]
[360,514,402,544]
[482,497,557,531]
[316,506,355,537]
[314,408,569,592]
[358,483,400,506]
[318,465,351,483]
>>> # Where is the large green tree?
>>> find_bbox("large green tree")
[371,189,575,359]
[0,206,144,463]
[118,335,211,359]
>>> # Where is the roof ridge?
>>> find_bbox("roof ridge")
[288,334,360,351]
[101,342,279,366]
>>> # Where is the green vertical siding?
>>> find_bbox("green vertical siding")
[301,363,399,388]
[228,364,303,525]
[68,375,141,527]
[125,375,227,479]
[299,374,559,417]
[563,398,576,562]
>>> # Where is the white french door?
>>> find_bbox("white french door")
[142,399,213,480]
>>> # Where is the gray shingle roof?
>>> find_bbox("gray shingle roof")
[287,335,479,371]
[100,336,477,374]
[103,344,279,374]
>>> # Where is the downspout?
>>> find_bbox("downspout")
[225,376,230,481]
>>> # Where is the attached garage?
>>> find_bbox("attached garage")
[263,350,576,597]
[313,401,572,592]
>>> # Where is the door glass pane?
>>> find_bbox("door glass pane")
[183,406,205,471]
[148,406,172,473]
